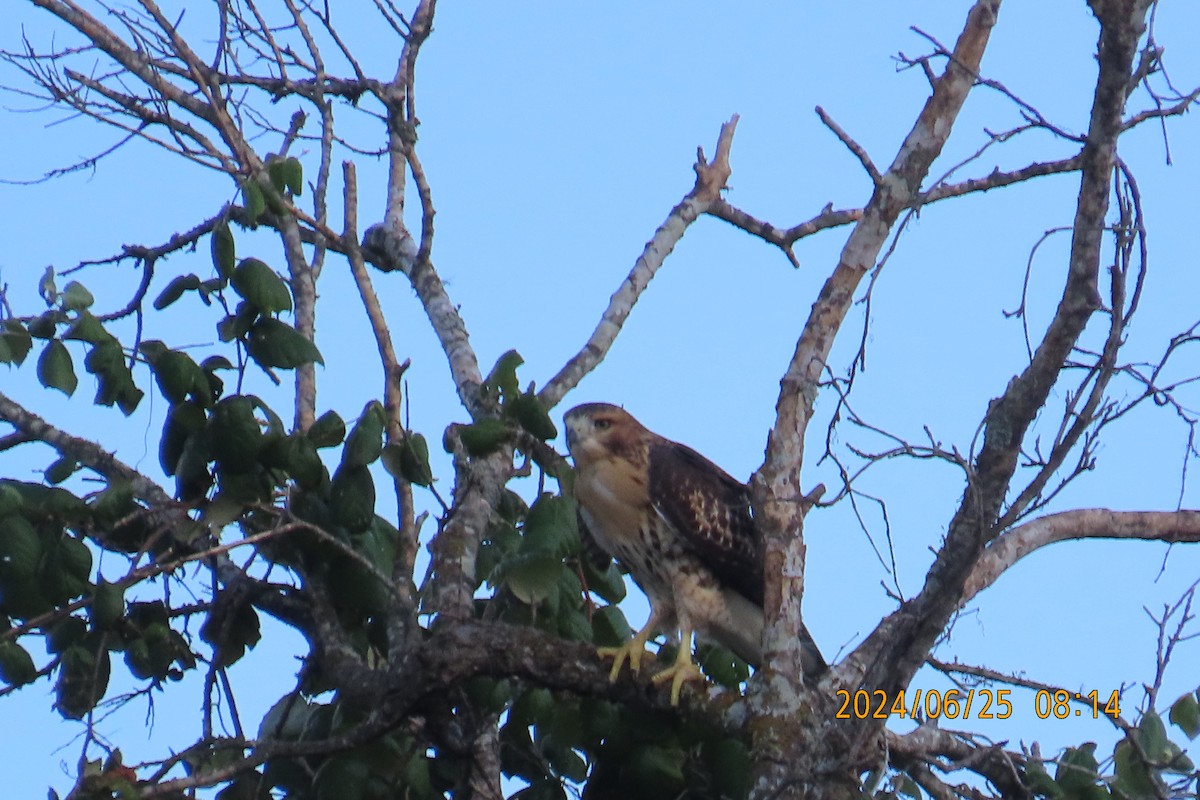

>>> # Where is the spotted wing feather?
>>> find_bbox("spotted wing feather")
[647,441,763,606]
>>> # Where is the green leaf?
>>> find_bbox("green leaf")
[61,281,94,311]
[160,402,208,476]
[266,155,288,194]
[48,493,89,524]
[1055,744,1100,795]
[555,591,591,642]
[510,686,556,728]
[283,157,304,196]
[37,340,78,396]
[83,339,124,377]
[208,396,264,472]
[259,694,319,741]
[93,481,135,525]
[84,341,142,415]
[201,601,261,669]
[507,391,557,440]
[200,359,229,402]
[331,465,376,533]
[240,179,266,222]
[56,645,110,719]
[0,321,33,365]
[175,433,214,501]
[124,622,181,679]
[0,484,23,517]
[154,274,202,310]
[457,419,511,457]
[307,410,346,448]
[705,738,751,800]
[0,574,50,619]
[212,221,236,279]
[90,580,125,629]
[484,349,523,404]
[381,433,433,487]
[0,515,41,581]
[0,641,37,687]
[697,642,750,688]
[341,401,386,469]
[315,756,368,800]
[285,435,324,490]
[403,755,436,800]
[44,457,77,485]
[497,552,561,605]
[583,558,626,604]
[232,258,292,314]
[1169,692,1200,739]
[62,311,110,345]
[267,156,304,197]
[1137,711,1171,760]
[1114,739,1157,799]
[149,349,206,405]
[548,746,587,783]
[1138,709,1193,774]
[28,311,58,339]
[217,302,258,343]
[521,494,577,557]
[38,266,56,306]
[201,494,247,531]
[202,355,235,372]
[359,516,399,573]
[628,744,686,795]
[245,318,323,369]
[43,535,93,604]
[591,605,632,648]
[46,616,87,654]
[579,698,619,744]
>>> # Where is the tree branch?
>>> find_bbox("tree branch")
[755,0,1003,707]
[843,0,1154,760]
[539,115,740,410]
[0,389,169,505]
[962,509,1200,605]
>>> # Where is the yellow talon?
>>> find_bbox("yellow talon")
[597,622,656,680]
[650,646,704,705]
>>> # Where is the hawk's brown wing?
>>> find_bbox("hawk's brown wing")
[575,504,614,574]
[647,441,763,606]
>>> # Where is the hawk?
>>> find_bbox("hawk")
[564,402,825,704]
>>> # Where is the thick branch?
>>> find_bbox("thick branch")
[888,725,1027,799]
[962,509,1200,604]
[0,389,169,505]
[843,0,1152,757]
[139,620,717,796]
[755,0,1002,702]
[748,3,1004,796]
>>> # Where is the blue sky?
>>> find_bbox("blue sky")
[3,1,1200,796]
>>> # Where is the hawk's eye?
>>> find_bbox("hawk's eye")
[594,418,611,430]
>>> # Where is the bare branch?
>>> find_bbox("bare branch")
[816,105,882,184]
[0,389,169,504]
[962,509,1200,605]
[539,115,741,410]
[342,160,418,614]
[842,0,1154,743]
[756,0,1003,703]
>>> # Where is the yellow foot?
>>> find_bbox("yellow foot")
[651,657,704,705]
[597,639,652,681]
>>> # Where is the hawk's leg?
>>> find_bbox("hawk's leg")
[597,608,662,681]
[650,625,703,706]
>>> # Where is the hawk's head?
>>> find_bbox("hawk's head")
[563,403,647,467]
